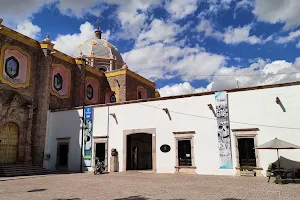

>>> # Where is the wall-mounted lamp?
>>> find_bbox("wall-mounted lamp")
[208,104,217,117]
[276,97,286,112]
[110,113,118,124]
[163,108,172,120]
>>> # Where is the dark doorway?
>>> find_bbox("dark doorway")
[238,138,256,167]
[126,133,152,170]
[95,143,106,163]
[57,143,69,168]
[178,140,192,166]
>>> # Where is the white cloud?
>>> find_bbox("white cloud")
[209,58,300,91]
[0,0,53,24]
[15,20,41,39]
[297,42,300,48]
[158,82,211,97]
[275,30,300,44]
[158,57,300,96]
[105,0,163,39]
[223,25,263,44]
[204,0,233,14]
[197,18,264,44]
[235,0,253,10]
[122,42,226,81]
[165,0,199,19]
[57,0,103,18]
[53,22,110,56]
[135,19,181,47]
[253,0,300,29]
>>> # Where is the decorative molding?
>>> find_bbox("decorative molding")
[50,64,71,99]
[232,128,259,132]
[93,136,108,139]
[105,69,156,88]
[86,66,105,77]
[53,51,76,64]
[0,25,76,65]
[127,69,156,88]
[0,26,40,48]
[0,44,31,88]
[173,131,195,135]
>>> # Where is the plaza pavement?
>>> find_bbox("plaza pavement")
[0,171,299,200]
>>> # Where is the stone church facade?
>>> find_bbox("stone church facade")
[0,18,159,166]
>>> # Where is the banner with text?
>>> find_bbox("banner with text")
[83,106,93,167]
[215,92,233,169]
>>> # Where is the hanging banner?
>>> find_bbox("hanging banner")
[83,106,93,167]
[215,92,233,169]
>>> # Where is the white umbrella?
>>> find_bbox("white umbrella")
[255,138,300,177]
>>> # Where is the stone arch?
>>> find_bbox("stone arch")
[123,128,156,172]
[0,122,19,164]
[137,86,147,100]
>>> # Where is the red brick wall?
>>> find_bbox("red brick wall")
[125,75,156,101]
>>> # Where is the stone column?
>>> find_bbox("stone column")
[24,104,34,164]
[110,148,119,172]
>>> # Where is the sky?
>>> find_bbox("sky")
[1,0,300,97]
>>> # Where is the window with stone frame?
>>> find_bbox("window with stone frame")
[173,131,195,167]
[178,140,192,166]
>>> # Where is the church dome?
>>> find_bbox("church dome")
[74,29,124,64]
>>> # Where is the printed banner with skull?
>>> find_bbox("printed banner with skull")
[215,92,233,169]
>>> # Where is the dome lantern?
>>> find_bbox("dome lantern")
[95,27,102,39]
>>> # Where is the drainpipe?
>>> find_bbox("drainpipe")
[106,105,110,171]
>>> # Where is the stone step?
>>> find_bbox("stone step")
[0,164,59,177]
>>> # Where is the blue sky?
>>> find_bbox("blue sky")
[2,0,300,96]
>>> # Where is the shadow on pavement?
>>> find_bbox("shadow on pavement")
[222,199,242,200]
[52,198,81,200]
[114,196,186,200]
[27,189,47,193]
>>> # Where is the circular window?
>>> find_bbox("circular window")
[160,144,171,153]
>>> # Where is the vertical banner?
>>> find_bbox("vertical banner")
[83,106,93,167]
[215,92,233,169]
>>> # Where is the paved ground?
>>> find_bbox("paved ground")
[0,172,300,200]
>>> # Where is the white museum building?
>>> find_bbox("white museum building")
[43,81,300,176]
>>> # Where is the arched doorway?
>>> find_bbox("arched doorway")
[0,123,19,164]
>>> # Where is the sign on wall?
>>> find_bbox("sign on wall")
[83,106,93,167]
[215,92,233,169]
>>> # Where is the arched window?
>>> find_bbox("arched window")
[99,67,107,72]
[105,91,117,103]
[86,84,93,100]
[110,93,116,103]
[137,87,147,100]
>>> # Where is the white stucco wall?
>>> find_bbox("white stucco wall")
[44,84,300,176]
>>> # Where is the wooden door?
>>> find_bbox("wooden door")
[0,123,19,164]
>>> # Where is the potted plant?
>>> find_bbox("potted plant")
[295,168,300,178]
[266,162,276,177]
